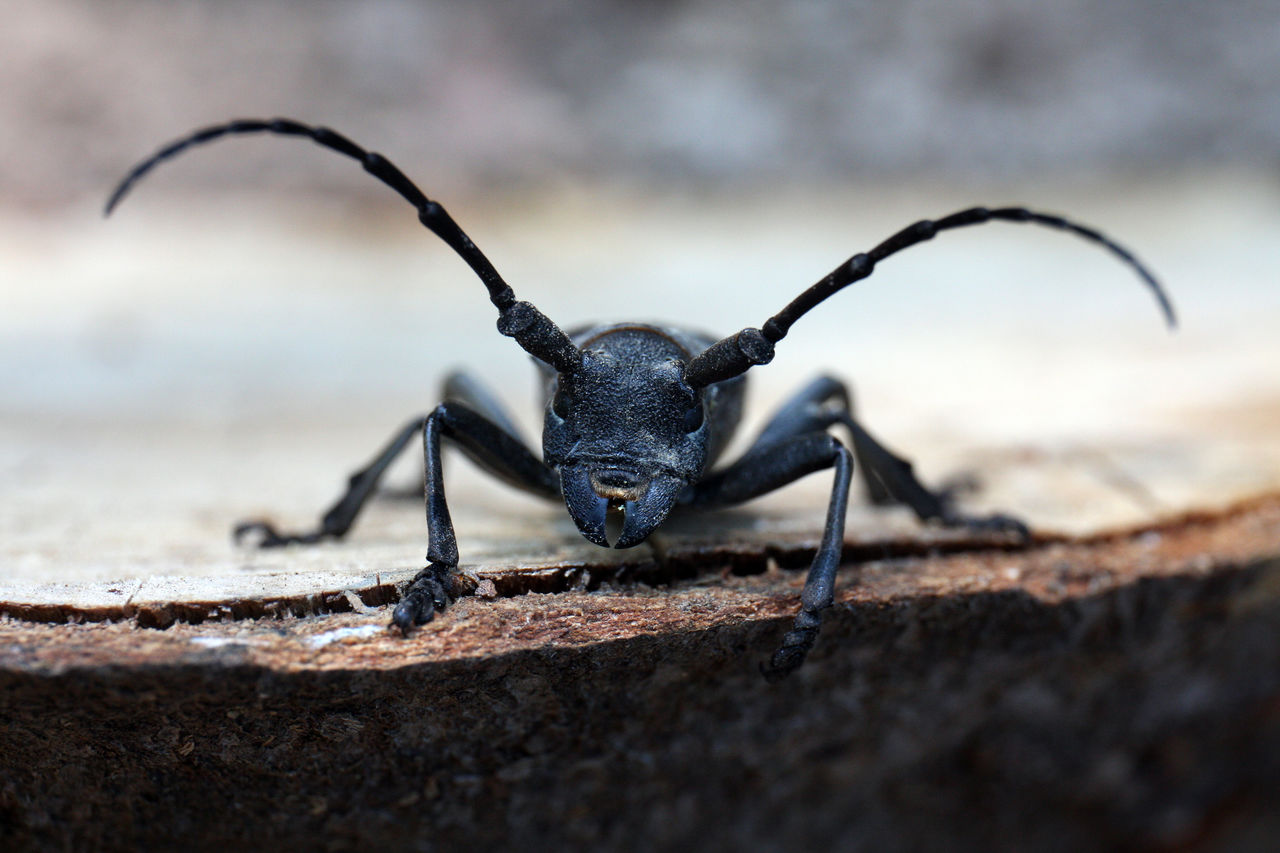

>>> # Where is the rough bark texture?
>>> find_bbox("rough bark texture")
[2,495,1278,852]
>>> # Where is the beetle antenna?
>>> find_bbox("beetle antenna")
[105,118,581,374]
[683,205,1176,389]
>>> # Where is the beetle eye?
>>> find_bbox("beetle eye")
[552,389,571,419]
[682,403,704,432]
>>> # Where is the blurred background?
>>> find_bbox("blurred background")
[4,0,1278,420]
[4,8,1279,847]
[7,0,1280,202]
[2,0,1279,566]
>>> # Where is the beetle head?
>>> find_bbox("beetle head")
[544,335,709,548]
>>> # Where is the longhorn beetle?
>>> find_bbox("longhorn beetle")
[106,118,1175,679]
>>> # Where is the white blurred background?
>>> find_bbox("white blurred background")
[2,1,1278,576]
[4,0,1277,427]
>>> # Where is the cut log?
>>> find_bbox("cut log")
[2,496,1279,851]
[4,188,1279,850]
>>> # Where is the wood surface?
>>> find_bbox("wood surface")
[2,183,1278,849]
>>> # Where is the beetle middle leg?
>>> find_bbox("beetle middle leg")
[751,375,1029,537]
[378,370,529,501]
[235,369,550,545]
[234,399,558,627]
[233,415,432,547]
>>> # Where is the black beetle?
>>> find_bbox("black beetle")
[107,118,1175,679]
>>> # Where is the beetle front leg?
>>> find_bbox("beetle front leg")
[768,444,853,681]
[690,434,854,680]
[392,409,458,631]
[391,402,559,632]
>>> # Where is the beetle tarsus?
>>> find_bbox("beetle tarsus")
[392,564,453,634]
[232,520,326,548]
[939,510,1031,540]
[762,609,824,682]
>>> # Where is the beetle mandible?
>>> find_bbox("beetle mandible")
[106,118,1175,679]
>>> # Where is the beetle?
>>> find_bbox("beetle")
[106,118,1175,679]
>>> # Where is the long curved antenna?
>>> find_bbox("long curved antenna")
[683,205,1176,389]
[106,118,581,373]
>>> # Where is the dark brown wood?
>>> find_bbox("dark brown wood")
[2,495,1279,852]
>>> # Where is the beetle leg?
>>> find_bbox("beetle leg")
[234,402,557,549]
[689,434,853,680]
[234,415,431,547]
[746,375,1028,538]
[390,408,457,632]
[842,414,1029,537]
[391,402,559,631]
[442,370,527,444]
[379,370,530,500]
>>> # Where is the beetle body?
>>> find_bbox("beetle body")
[107,118,1174,678]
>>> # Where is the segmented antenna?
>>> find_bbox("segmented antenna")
[683,206,1176,389]
[106,118,581,374]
